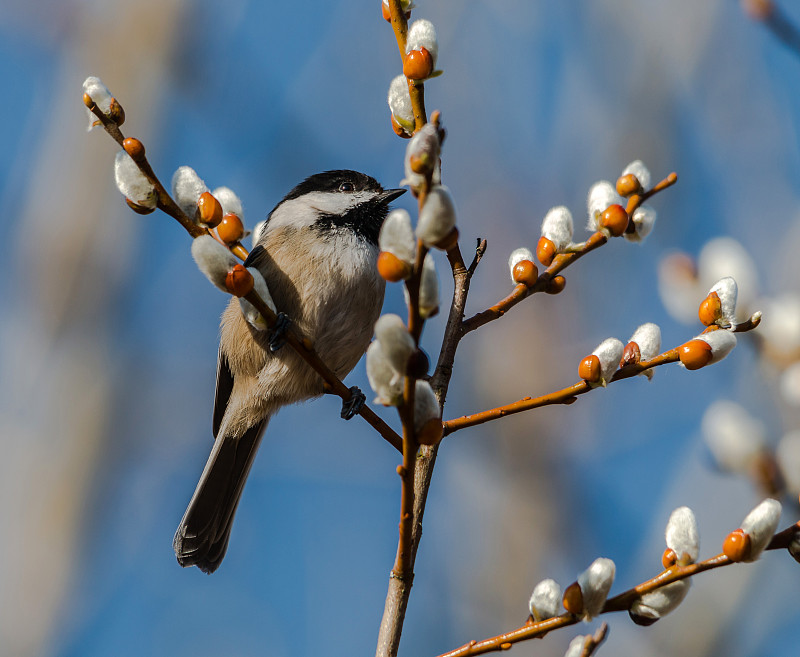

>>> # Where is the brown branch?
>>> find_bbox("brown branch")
[436,522,799,657]
[442,349,681,436]
[580,623,609,657]
[86,94,403,453]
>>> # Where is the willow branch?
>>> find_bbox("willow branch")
[86,97,403,453]
[387,0,427,130]
[436,522,800,657]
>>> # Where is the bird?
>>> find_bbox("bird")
[174,170,405,573]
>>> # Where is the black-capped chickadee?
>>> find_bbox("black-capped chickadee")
[174,170,405,573]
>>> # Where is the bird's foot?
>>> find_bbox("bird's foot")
[341,386,366,420]
[268,313,291,352]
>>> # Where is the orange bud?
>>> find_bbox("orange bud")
[512,259,538,287]
[109,97,125,125]
[678,339,713,370]
[225,264,254,297]
[545,275,566,295]
[621,341,641,367]
[377,251,412,282]
[217,212,245,244]
[579,354,602,383]
[82,92,94,108]
[125,198,155,215]
[404,47,434,80]
[616,173,642,197]
[198,192,224,228]
[600,204,629,237]
[536,236,556,266]
[562,582,584,616]
[723,528,752,562]
[122,137,145,161]
[698,291,722,326]
[381,2,391,20]
[417,418,444,446]
[391,113,412,139]
[662,548,677,569]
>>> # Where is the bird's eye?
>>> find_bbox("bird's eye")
[339,182,355,192]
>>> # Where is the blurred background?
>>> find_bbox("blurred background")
[1,0,799,655]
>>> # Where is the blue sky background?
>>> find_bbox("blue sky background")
[1,1,799,656]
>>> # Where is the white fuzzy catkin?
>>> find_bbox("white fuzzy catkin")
[529,579,563,622]
[592,338,624,386]
[702,400,765,474]
[757,294,800,356]
[709,277,738,327]
[414,380,441,432]
[375,314,415,376]
[577,558,615,620]
[402,123,441,192]
[541,206,574,250]
[697,329,737,364]
[629,322,661,379]
[406,19,439,65]
[416,253,439,318]
[191,235,237,293]
[564,636,588,657]
[172,166,209,219]
[83,76,113,129]
[388,75,414,133]
[367,341,404,406]
[380,209,416,265]
[630,580,691,622]
[621,160,651,190]
[698,238,758,317]
[212,186,244,219]
[508,248,535,283]
[114,151,156,208]
[665,506,699,564]
[587,181,623,230]
[739,498,782,562]
[238,267,275,330]
[624,205,656,243]
[417,185,456,248]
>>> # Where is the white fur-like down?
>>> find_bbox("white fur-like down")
[739,498,782,562]
[374,314,414,375]
[212,186,244,219]
[577,558,615,620]
[621,159,651,190]
[592,337,624,385]
[380,209,416,264]
[172,166,208,219]
[528,579,562,622]
[114,151,156,208]
[665,506,699,564]
[508,247,534,283]
[406,19,438,64]
[541,206,573,250]
[191,236,237,292]
[697,329,737,364]
[388,75,414,129]
[709,277,738,326]
[417,185,456,247]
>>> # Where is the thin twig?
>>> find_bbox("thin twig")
[387,0,427,131]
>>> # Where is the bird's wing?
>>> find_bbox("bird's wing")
[212,344,234,440]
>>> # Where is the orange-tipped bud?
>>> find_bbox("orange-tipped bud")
[198,192,223,228]
[225,264,254,297]
[662,548,677,569]
[391,113,412,139]
[545,275,566,295]
[679,339,713,370]
[616,173,642,197]
[536,236,556,266]
[403,47,434,80]
[600,204,629,237]
[621,341,641,368]
[723,528,752,562]
[82,92,94,108]
[562,582,584,616]
[698,291,722,326]
[377,251,412,282]
[512,260,539,287]
[125,198,156,215]
[109,97,125,125]
[417,418,444,446]
[579,354,602,383]
[381,2,391,20]
[122,137,145,161]
[217,212,245,244]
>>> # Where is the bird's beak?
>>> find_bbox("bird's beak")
[377,188,406,205]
